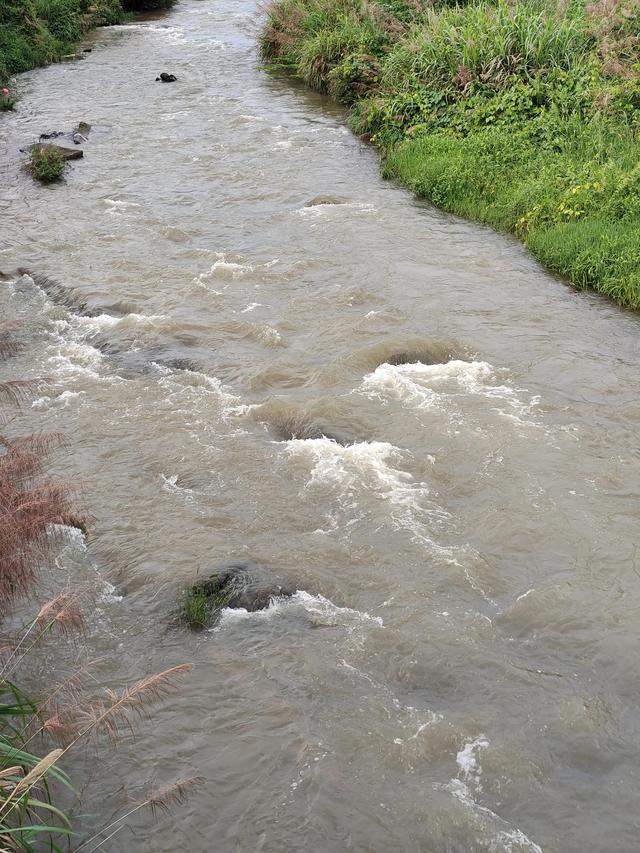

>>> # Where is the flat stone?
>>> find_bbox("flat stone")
[34,143,84,161]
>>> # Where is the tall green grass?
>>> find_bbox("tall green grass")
[0,0,176,88]
[261,0,640,308]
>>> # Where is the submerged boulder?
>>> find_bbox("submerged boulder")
[267,412,353,445]
[182,562,296,630]
[304,195,346,207]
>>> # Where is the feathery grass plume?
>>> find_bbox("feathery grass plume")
[34,588,86,635]
[8,748,63,801]
[74,664,193,743]
[147,776,206,814]
[76,776,205,852]
[0,324,21,361]
[0,434,86,608]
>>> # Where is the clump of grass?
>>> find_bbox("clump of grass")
[181,587,211,630]
[33,0,82,42]
[181,573,235,630]
[27,144,65,183]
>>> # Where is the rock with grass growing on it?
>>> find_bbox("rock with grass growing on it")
[26,145,67,184]
[181,562,296,630]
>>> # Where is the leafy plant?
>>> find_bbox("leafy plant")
[1,86,17,110]
[26,145,65,183]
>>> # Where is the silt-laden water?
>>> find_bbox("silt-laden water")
[1,3,640,850]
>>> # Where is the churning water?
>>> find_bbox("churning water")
[1,2,640,849]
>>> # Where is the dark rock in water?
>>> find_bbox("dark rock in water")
[156,72,177,82]
[20,270,100,317]
[385,349,455,367]
[82,48,92,53]
[39,131,65,140]
[30,143,83,161]
[73,122,91,144]
[304,195,346,207]
[155,357,202,372]
[267,411,353,445]
[183,562,296,629]
[358,338,465,370]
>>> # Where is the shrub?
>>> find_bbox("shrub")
[27,145,66,183]
[33,0,82,42]
[1,87,16,110]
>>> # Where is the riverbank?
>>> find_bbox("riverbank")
[0,0,173,90]
[260,0,640,309]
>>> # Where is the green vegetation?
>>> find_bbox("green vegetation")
[261,0,640,308]
[1,87,17,110]
[181,574,234,630]
[182,587,211,630]
[27,144,66,182]
[0,0,174,90]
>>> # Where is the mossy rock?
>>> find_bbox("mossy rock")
[181,562,296,630]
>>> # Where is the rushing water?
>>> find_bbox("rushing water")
[1,2,640,850]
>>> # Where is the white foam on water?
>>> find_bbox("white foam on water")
[104,23,186,41]
[286,437,423,501]
[47,336,103,379]
[104,198,141,216]
[197,254,254,282]
[241,302,262,313]
[446,779,542,852]
[73,312,167,333]
[244,322,282,347]
[213,589,383,631]
[157,369,240,415]
[161,473,195,501]
[31,389,83,410]
[457,735,490,790]
[49,525,122,604]
[361,360,535,423]
[285,438,451,551]
[295,201,377,218]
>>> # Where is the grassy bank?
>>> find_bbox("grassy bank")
[261,0,640,308]
[0,0,174,90]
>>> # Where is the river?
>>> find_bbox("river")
[1,1,639,850]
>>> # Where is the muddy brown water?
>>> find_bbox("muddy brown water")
[1,2,640,850]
